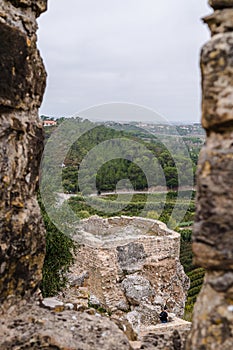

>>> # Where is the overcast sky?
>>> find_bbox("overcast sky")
[38,0,211,123]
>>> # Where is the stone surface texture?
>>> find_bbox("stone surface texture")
[201,33,233,129]
[0,303,131,350]
[0,0,46,304]
[186,1,233,349]
[71,216,189,331]
[0,299,191,350]
[137,326,191,350]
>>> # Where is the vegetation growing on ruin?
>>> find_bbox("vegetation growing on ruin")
[38,195,77,297]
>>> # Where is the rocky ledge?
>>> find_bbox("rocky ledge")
[0,293,191,350]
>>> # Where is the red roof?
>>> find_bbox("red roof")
[43,120,57,125]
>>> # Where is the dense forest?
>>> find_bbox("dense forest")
[43,119,200,193]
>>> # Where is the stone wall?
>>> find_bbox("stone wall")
[72,216,189,327]
[0,0,47,305]
[185,1,233,349]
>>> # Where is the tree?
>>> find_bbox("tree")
[164,166,178,189]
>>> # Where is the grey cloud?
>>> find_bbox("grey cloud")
[38,0,210,122]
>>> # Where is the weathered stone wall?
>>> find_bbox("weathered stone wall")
[72,216,189,325]
[0,0,47,305]
[0,2,133,349]
[186,1,233,349]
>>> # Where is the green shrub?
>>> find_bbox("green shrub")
[79,210,91,219]
[179,221,193,227]
[38,195,77,297]
[146,210,159,220]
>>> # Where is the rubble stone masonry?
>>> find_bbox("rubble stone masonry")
[72,216,189,323]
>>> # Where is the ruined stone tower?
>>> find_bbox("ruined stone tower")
[186,1,233,349]
[72,216,189,326]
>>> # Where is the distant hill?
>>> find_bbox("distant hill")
[42,118,200,194]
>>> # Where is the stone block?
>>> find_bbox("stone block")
[186,271,233,350]
[201,33,233,130]
[122,275,155,306]
[9,0,47,17]
[193,132,233,268]
[89,294,102,308]
[41,298,64,312]
[126,310,141,335]
[0,22,46,110]
[203,9,233,36]
[209,0,233,9]
[136,303,160,326]
[117,243,146,273]
[140,329,189,350]
[70,271,89,287]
